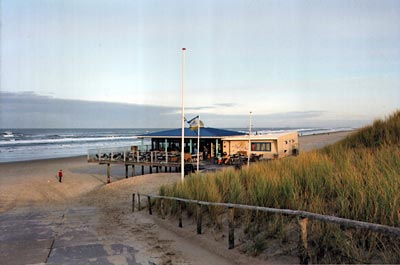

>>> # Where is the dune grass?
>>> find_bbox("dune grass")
[159,111,400,263]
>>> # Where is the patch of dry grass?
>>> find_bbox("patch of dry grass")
[160,111,400,263]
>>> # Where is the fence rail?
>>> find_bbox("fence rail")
[136,193,400,236]
[133,193,400,264]
[132,193,400,264]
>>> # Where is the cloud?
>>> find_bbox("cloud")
[185,103,239,113]
[0,91,368,128]
[261,111,326,119]
[188,110,367,128]
[0,91,180,128]
[214,103,238,108]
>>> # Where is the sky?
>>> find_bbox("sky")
[1,0,399,128]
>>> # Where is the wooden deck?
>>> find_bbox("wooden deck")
[87,148,242,183]
[87,149,201,183]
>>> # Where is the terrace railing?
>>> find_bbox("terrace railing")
[87,146,132,162]
[132,193,400,264]
[87,146,173,163]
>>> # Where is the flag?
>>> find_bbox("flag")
[186,115,204,129]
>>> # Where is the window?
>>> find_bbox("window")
[251,142,271,152]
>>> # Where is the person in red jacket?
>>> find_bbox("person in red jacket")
[58,169,63,183]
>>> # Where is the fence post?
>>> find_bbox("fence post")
[125,165,128,178]
[160,198,165,219]
[197,203,202,234]
[132,193,135,212]
[178,201,183,228]
[148,196,152,215]
[107,163,111,184]
[228,207,235,249]
[298,216,309,264]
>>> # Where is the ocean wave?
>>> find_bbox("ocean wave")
[2,131,15,138]
[0,136,139,146]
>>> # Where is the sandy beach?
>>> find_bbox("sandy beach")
[0,131,354,264]
[298,130,355,152]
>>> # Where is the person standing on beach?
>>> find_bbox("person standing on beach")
[58,169,63,183]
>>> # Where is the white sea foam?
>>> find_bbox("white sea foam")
[0,136,138,146]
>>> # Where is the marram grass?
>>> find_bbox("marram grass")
[160,111,400,263]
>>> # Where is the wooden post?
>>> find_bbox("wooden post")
[107,163,111,183]
[132,193,135,212]
[160,198,165,219]
[298,216,309,264]
[138,194,141,211]
[178,201,183,228]
[141,165,144,175]
[196,203,202,234]
[125,165,128,178]
[169,167,172,172]
[228,207,235,249]
[131,165,135,177]
[151,152,154,163]
[165,166,168,172]
[149,166,152,174]
[156,166,159,173]
[148,196,152,215]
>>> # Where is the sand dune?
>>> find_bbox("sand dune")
[0,131,353,264]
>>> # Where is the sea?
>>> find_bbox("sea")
[0,127,354,163]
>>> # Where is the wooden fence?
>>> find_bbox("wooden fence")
[132,193,400,264]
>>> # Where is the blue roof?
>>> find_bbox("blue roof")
[139,127,245,138]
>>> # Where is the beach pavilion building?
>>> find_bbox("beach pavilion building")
[222,131,299,160]
[87,128,299,180]
[138,127,246,160]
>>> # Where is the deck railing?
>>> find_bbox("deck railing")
[87,147,174,163]
[132,193,400,264]
[88,146,132,162]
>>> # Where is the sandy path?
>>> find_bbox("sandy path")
[0,157,239,264]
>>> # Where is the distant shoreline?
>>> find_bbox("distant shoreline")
[298,129,356,137]
[298,130,355,152]
[0,155,87,165]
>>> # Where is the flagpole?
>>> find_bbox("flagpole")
[181,48,186,181]
[197,114,200,172]
[247,111,252,168]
